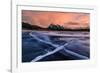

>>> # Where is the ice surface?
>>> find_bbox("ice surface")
[22,31,90,62]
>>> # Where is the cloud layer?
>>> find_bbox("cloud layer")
[22,10,90,29]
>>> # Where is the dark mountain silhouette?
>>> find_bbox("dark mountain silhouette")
[48,24,90,31]
[48,24,64,30]
[22,22,42,30]
[22,22,89,31]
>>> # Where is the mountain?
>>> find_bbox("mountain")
[22,22,89,31]
[47,24,89,31]
[22,22,42,30]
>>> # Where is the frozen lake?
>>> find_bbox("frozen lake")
[22,30,90,62]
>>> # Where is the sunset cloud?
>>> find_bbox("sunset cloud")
[22,10,90,29]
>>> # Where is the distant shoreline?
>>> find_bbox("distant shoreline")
[22,22,90,32]
[22,29,90,32]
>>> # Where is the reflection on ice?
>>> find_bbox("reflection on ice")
[22,31,90,62]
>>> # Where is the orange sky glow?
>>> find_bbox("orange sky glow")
[22,10,90,29]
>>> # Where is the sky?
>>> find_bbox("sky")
[22,10,90,29]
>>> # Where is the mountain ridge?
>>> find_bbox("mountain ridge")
[22,22,90,31]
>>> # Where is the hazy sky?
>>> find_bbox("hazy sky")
[22,10,90,29]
